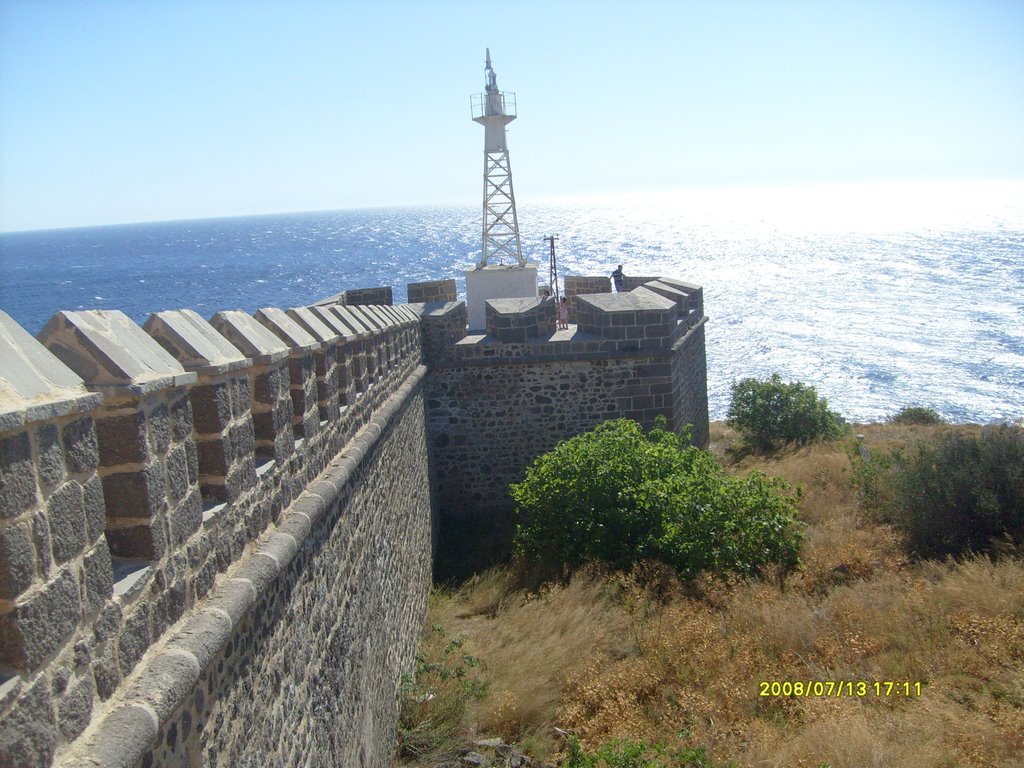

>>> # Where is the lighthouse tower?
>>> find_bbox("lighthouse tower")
[465,49,538,330]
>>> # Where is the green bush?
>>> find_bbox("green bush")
[565,736,732,768]
[859,426,1024,559]
[510,419,803,580]
[397,625,486,760]
[889,406,946,425]
[727,374,845,450]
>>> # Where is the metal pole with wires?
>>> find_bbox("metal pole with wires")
[544,234,560,300]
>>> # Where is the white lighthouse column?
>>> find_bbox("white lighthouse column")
[465,49,538,331]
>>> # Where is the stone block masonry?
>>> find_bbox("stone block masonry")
[0,298,429,768]
[407,279,457,304]
[421,276,709,580]
[0,269,707,765]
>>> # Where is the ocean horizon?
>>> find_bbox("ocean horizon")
[2,182,1022,425]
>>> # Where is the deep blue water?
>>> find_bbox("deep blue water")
[2,185,1022,424]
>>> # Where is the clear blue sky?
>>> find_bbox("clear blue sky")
[1,0,1022,232]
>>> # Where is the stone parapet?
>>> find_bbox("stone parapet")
[317,305,372,400]
[622,275,660,291]
[307,305,361,406]
[51,365,432,768]
[485,297,557,343]
[13,309,218,767]
[563,275,611,297]
[0,267,707,766]
[407,279,457,304]
[211,311,294,465]
[0,311,107,766]
[563,275,611,322]
[341,286,394,306]
[410,301,468,365]
[253,308,321,442]
[280,308,342,425]
[342,306,386,381]
[143,311,256,510]
[37,311,202,563]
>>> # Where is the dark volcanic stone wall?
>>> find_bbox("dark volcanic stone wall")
[153,373,432,767]
[427,319,708,580]
[671,322,710,447]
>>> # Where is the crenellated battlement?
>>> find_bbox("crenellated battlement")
[1,298,427,768]
[414,276,709,579]
[0,273,708,767]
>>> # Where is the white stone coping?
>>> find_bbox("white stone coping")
[330,305,375,336]
[143,309,251,377]
[285,307,340,344]
[253,308,320,354]
[0,310,102,431]
[308,306,358,340]
[55,364,429,768]
[575,290,675,312]
[37,310,196,399]
[210,311,290,366]
[485,296,546,315]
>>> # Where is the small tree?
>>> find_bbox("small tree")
[511,419,803,580]
[727,373,845,450]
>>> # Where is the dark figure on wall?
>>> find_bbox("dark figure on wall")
[611,264,625,292]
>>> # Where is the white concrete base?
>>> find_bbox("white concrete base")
[465,264,539,330]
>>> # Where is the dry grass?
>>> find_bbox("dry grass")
[410,422,1024,767]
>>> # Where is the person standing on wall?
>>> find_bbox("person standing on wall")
[611,264,626,292]
[558,296,569,330]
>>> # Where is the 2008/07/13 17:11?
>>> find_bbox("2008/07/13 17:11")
[758,680,923,698]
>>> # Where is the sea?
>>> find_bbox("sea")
[2,182,1022,425]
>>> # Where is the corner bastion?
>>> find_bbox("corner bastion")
[417,276,709,579]
[0,273,707,766]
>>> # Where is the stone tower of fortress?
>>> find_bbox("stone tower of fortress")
[0,274,708,767]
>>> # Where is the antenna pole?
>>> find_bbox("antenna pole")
[544,235,560,300]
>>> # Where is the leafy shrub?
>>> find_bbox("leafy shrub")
[889,406,946,425]
[565,736,732,768]
[397,625,486,760]
[861,425,1024,559]
[727,374,845,450]
[511,419,803,580]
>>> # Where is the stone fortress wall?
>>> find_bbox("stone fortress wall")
[419,277,709,579]
[1,301,432,768]
[0,273,708,766]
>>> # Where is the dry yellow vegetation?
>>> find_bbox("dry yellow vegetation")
[410,422,1024,767]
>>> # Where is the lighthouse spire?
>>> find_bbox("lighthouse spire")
[471,49,524,268]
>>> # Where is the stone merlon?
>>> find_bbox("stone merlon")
[0,310,102,431]
[37,310,197,398]
[144,309,252,376]
[210,311,290,366]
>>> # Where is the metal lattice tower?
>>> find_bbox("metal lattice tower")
[471,49,524,268]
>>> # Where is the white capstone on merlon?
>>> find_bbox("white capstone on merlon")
[375,306,399,325]
[396,305,421,323]
[308,306,357,340]
[335,305,375,334]
[210,311,290,366]
[465,263,539,330]
[326,306,372,337]
[363,305,397,329]
[575,289,675,313]
[0,310,102,430]
[642,280,690,310]
[485,296,545,315]
[143,309,252,376]
[37,309,197,398]
[286,307,340,344]
[254,308,320,354]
